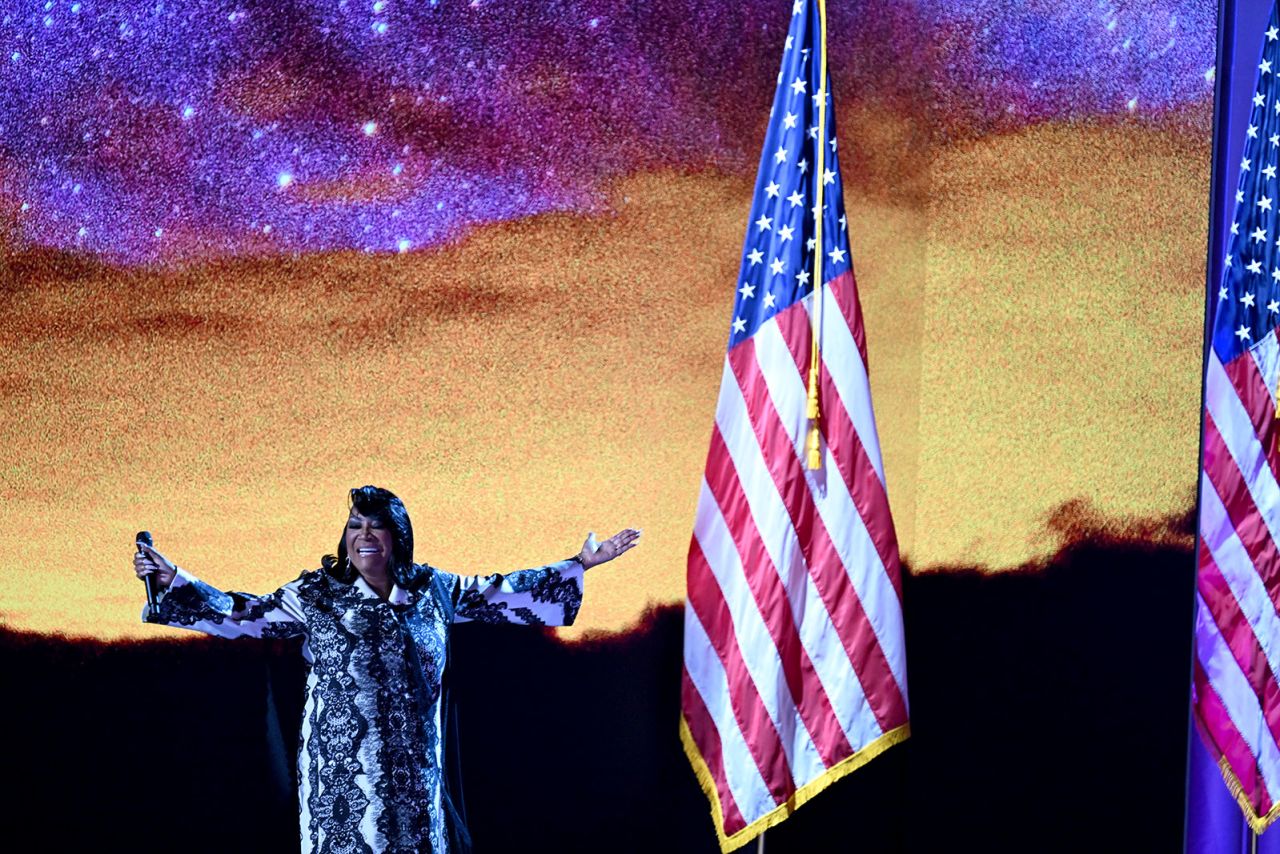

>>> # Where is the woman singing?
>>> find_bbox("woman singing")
[132,484,640,853]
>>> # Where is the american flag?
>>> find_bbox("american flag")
[679,1,909,849]
[1197,4,1280,835]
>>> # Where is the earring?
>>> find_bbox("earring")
[345,556,353,572]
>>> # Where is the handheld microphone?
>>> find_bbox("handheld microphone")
[137,530,159,622]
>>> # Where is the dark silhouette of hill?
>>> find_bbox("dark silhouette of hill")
[1,518,1194,852]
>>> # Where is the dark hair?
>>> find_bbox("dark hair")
[322,485,428,589]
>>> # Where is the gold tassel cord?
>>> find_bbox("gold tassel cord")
[805,0,829,470]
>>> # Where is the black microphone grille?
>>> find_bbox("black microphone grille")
[136,530,153,547]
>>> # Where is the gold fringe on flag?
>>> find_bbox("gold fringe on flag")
[1216,754,1280,835]
[680,716,910,853]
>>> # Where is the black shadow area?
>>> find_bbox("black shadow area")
[1,531,1193,852]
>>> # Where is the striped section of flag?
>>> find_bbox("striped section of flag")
[679,1,908,849]
[1196,1,1280,834]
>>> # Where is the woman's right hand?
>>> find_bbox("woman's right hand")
[134,542,178,591]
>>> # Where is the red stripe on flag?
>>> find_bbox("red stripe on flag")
[1197,540,1280,751]
[1195,657,1274,817]
[688,529,796,803]
[682,666,749,835]
[699,426,855,767]
[724,338,908,734]
[1220,346,1280,465]
[773,284,903,602]
[1202,413,1280,614]
[826,269,867,367]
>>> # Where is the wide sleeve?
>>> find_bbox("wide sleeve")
[451,558,586,627]
[141,567,308,640]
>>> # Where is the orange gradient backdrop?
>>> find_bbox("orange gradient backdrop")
[0,105,1209,639]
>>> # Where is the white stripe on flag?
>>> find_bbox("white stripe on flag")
[754,317,909,703]
[693,477,825,785]
[684,601,779,821]
[1196,592,1280,804]
[814,285,886,486]
[1200,470,1280,694]
[1206,350,1280,549]
[711,354,883,749]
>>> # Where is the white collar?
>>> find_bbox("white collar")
[353,574,413,606]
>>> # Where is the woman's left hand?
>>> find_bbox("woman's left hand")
[579,528,641,570]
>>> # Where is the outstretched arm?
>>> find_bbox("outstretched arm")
[134,542,307,641]
[452,528,640,627]
[576,528,641,570]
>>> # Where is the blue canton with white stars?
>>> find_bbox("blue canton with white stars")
[1218,5,1280,363]
[728,0,851,352]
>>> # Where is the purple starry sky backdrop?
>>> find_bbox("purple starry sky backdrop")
[0,0,1214,266]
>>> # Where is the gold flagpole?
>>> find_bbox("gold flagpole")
[805,0,830,470]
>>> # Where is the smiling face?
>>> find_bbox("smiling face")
[345,510,394,580]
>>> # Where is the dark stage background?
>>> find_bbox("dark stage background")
[3,514,1192,852]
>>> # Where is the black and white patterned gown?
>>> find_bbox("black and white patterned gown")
[142,558,585,853]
